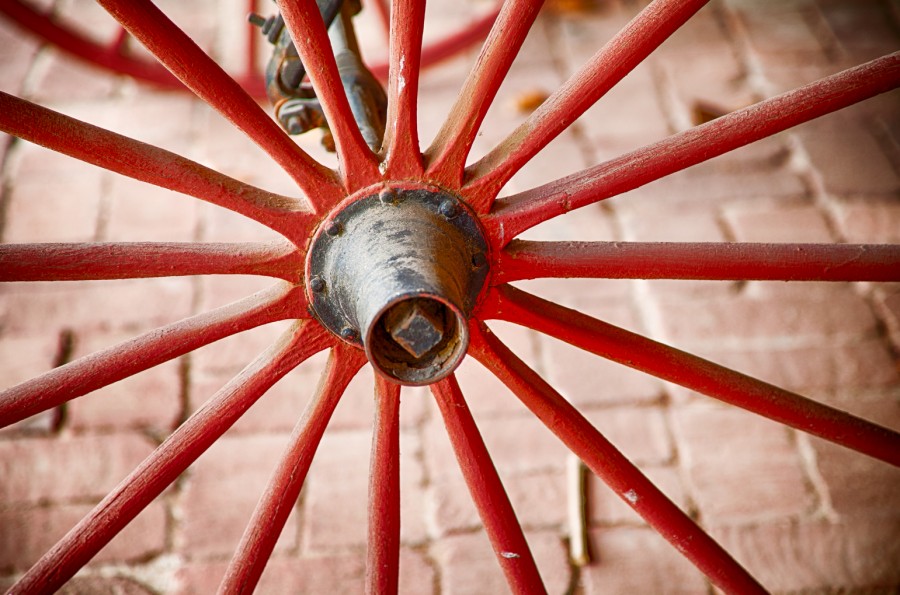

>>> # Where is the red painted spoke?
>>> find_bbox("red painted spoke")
[0,283,306,428]
[425,0,545,189]
[11,322,333,594]
[221,346,366,594]
[96,0,342,210]
[279,0,381,192]
[496,240,900,284]
[487,285,900,467]
[431,376,546,594]
[0,241,302,283]
[366,376,402,595]
[465,0,709,210]
[0,92,313,242]
[468,323,766,594]
[381,0,426,179]
[488,53,900,243]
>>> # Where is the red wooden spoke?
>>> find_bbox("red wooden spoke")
[487,53,900,244]
[431,376,546,594]
[0,241,303,283]
[95,0,342,211]
[465,0,709,210]
[381,0,426,179]
[11,322,333,594]
[425,0,545,189]
[487,285,900,467]
[0,92,314,242]
[221,345,366,594]
[0,283,306,428]
[467,323,766,594]
[496,240,900,284]
[279,0,381,193]
[367,376,402,595]
[0,0,182,90]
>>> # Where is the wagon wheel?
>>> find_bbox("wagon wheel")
[1,0,900,593]
[0,0,501,97]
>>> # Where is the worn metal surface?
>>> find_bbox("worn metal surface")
[307,187,488,384]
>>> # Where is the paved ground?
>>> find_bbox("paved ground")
[1,0,899,593]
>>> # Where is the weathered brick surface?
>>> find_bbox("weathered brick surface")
[579,526,708,594]
[1,1,898,592]
[301,429,427,553]
[724,203,835,243]
[0,433,153,504]
[177,433,299,558]
[710,516,900,593]
[431,530,570,595]
[670,403,814,525]
[0,500,167,573]
[67,330,182,432]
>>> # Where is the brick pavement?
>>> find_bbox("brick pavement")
[1,0,899,593]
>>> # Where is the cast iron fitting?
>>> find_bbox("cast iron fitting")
[307,188,489,385]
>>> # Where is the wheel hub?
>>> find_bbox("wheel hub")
[306,185,489,385]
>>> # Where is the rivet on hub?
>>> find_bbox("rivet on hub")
[379,188,397,205]
[325,221,343,236]
[309,275,326,293]
[439,199,460,219]
[340,327,359,341]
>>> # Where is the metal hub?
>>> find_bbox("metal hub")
[306,186,489,385]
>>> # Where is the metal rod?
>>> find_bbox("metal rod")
[279,0,380,193]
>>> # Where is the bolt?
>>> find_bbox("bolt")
[340,327,359,341]
[309,276,326,293]
[384,301,445,359]
[286,115,304,135]
[379,188,397,205]
[439,199,459,219]
[247,13,266,27]
[325,221,343,236]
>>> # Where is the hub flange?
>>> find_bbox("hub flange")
[306,186,489,385]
